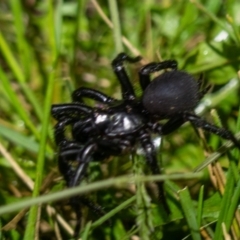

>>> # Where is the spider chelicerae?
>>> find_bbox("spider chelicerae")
[51,53,240,236]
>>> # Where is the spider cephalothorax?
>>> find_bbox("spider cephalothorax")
[51,53,240,236]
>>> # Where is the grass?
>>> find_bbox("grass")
[0,0,240,239]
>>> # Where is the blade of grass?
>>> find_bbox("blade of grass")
[179,187,201,240]
[226,14,240,46]
[194,132,240,172]
[188,57,240,74]
[195,78,239,116]
[80,221,92,240]
[0,32,43,122]
[0,123,40,155]
[9,0,31,77]
[0,173,202,216]
[134,155,153,240]
[1,65,53,154]
[72,0,85,64]
[23,63,56,240]
[231,71,240,169]
[0,142,74,236]
[0,68,40,140]
[91,196,136,229]
[209,107,239,239]
[224,177,240,237]
[190,0,239,45]
[23,0,60,237]
[91,0,141,56]
[0,143,34,190]
[108,0,123,53]
[213,167,235,240]
[197,185,204,228]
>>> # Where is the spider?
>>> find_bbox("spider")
[51,53,240,236]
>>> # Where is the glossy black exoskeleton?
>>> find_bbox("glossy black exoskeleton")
[51,53,240,237]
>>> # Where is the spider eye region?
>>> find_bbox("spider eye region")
[142,70,200,117]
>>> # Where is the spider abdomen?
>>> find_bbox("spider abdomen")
[142,70,199,117]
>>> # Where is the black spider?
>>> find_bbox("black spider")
[51,53,240,237]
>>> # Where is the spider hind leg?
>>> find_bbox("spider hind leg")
[184,112,240,149]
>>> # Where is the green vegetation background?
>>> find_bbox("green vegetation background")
[0,0,240,239]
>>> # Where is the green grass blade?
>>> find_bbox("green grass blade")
[23,63,56,240]
[80,221,93,240]
[224,177,240,237]
[108,0,123,53]
[9,0,31,77]
[179,187,201,240]
[0,32,43,122]
[197,185,204,228]
[0,124,39,154]
[23,0,60,237]
[91,196,136,229]
[0,173,201,215]
[213,168,235,240]
[190,0,239,45]
[0,68,40,139]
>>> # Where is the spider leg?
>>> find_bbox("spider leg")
[71,143,97,187]
[184,112,240,148]
[72,196,107,238]
[55,120,84,236]
[112,52,141,100]
[54,117,84,182]
[161,115,185,135]
[147,116,184,136]
[197,73,204,87]
[69,142,98,237]
[51,103,92,120]
[59,141,102,237]
[139,60,178,90]
[196,73,212,99]
[72,87,116,103]
[59,146,83,186]
[139,130,170,214]
[198,85,212,99]
[158,112,240,149]
[58,141,98,194]
[54,118,78,145]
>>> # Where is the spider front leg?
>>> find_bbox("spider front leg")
[139,130,170,214]
[72,87,116,104]
[54,117,85,184]
[70,142,97,187]
[59,141,101,238]
[58,144,84,186]
[66,144,105,238]
[112,53,141,100]
[139,60,178,90]
[51,103,92,120]
[54,117,76,146]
